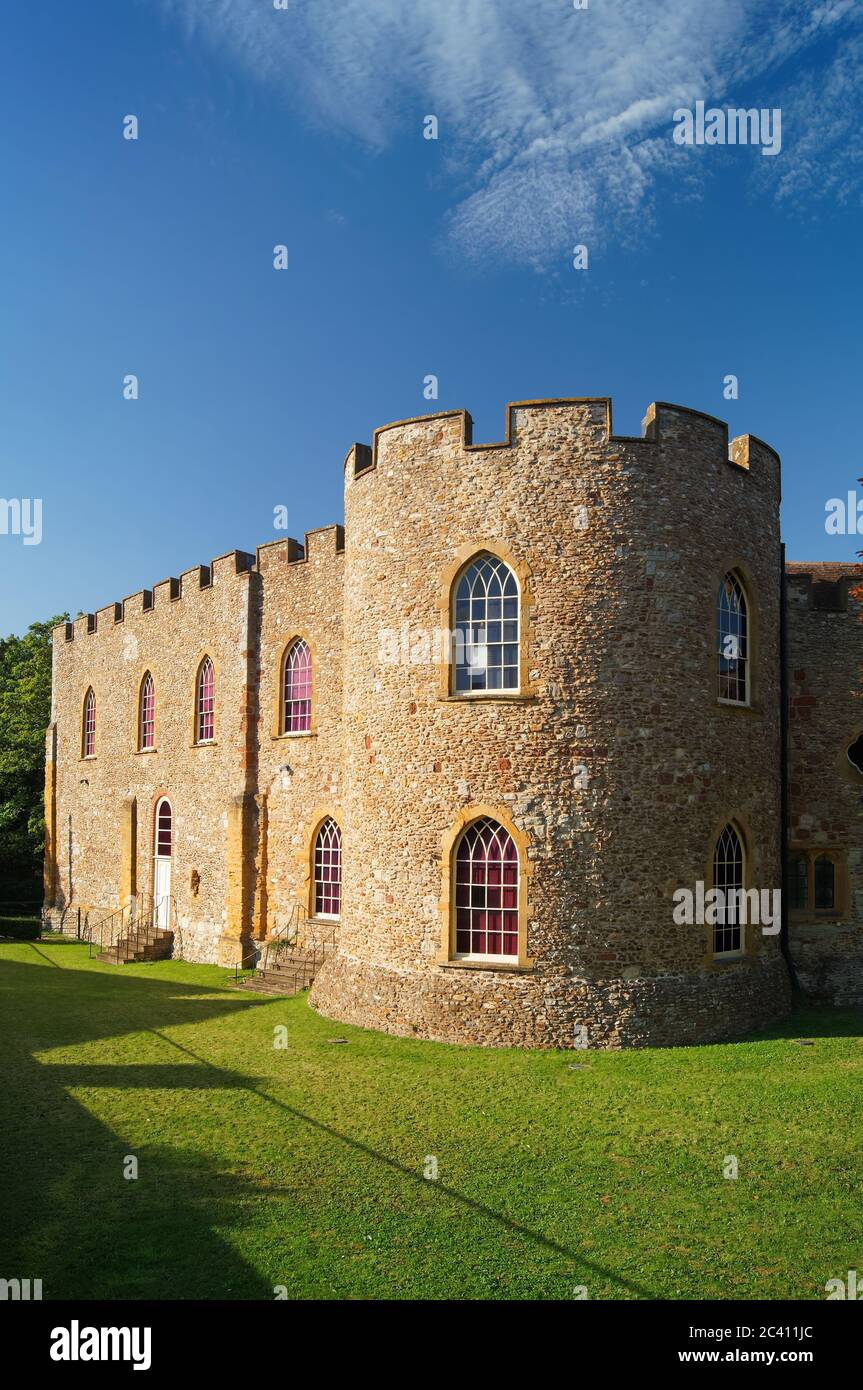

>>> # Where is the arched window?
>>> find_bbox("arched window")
[453,553,519,693]
[713,822,744,955]
[139,672,155,750]
[313,817,341,918]
[717,573,749,703]
[847,734,863,775]
[283,638,312,733]
[82,688,96,757]
[454,816,519,960]
[196,657,215,744]
[155,797,172,857]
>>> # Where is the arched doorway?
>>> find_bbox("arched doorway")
[153,797,173,929]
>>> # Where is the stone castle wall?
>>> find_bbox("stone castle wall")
[43,395,863,1045]
[255,527,345,939]
[45,551,258,963]
[786,564,863,1008]
[312,400,790,1046]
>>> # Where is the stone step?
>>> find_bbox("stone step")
[257,970,315,988]
[259,959,317,975]
[263,950,320,968]
[233,976,306,996]
[97,936,173,964]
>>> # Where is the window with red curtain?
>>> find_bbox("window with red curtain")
[196,657,215,743]
[139,673,155,750]
[455,817,519,958]
[83,688,96,757]
[283,638,312,733]
[314,818,341,918]
[155,798,172,856]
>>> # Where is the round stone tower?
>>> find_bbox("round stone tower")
[309,398,791,1047]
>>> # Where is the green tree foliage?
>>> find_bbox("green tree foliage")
[0,616,66,901]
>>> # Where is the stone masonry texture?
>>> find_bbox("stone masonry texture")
[43,397,863,1047]
[785,563,863,1008]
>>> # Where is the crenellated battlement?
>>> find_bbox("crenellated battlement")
[54,527,348,653]
[256,524,344,574]
[344,397,779,481]
[51,394,776,655]
[54,549,256,643]
[642,401,779,475]
[785,562,863,613]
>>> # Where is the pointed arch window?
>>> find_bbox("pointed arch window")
[139,672,155,750]
[454,816,519,960]
[453,553,519,693]
[846,734,863,774]
[196,657,215,744]
[713,822,744,956]
[82,688,96,758]
[155,797,172,857]
[283,638,312,733]
[717,573,749,703]
[313,817,341,919]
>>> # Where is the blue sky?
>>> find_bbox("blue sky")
[1,0,862,634]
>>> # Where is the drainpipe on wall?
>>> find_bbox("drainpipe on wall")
[779,541,802,1000]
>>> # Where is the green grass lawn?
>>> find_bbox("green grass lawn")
[1,938,861,1300]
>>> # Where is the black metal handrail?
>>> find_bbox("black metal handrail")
[233,947,260,986]
[122,894,173,962]
[261,903,313,971]
[229,903,317,984]
[86,894,173,961]
[86,904,126,957]
[228,908,341,990]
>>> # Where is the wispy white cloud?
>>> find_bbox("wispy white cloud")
[159,0,863,267]
[753,29,863,209]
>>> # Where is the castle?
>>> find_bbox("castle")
[43,397,863,1047]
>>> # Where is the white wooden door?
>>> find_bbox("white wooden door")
[153,857,171,929]
[153,797,173,929]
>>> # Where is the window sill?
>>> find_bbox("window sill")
[272,730,316,740]
[191,741,218,748]
[135,747,159,755]
[716,699,761,715]
[79,755,97,762]
[438,957,534,974]
[709,953,750,967]
[439,693,537,704]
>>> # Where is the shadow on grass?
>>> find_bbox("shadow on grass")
[736,1003,863,1044]
[0,949,656,1299]
[153,1028,656,1298]
[0,952,279,1298]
